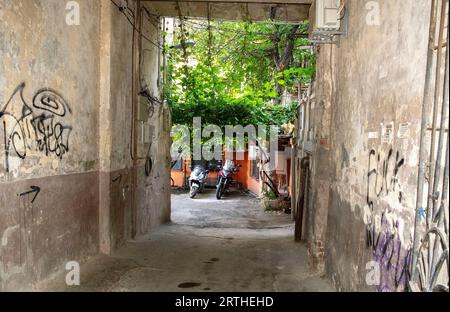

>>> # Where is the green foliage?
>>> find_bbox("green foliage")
[262,189,278,200]
[165,19,314,130]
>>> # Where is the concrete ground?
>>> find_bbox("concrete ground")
[38,189,334,292]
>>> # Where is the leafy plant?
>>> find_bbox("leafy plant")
[262,189,278,200]
[164,19,314,147]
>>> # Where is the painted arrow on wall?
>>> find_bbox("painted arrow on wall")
[18,186,41,203]
[112,174,122,183]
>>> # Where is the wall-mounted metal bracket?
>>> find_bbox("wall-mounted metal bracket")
[310,3,348,45]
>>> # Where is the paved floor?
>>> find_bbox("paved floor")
[39,189,334,292]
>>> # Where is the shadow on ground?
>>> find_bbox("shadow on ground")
[38,189,334,292]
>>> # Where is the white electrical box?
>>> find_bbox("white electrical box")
[309,0,341,41]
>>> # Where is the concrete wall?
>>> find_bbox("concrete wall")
[98,0,135,255]
[0,0,101,291]
[235,154,263,197]
[146,0,309,22]
[0,0,170,290]
[133,9,171,237]
[304,0,431,291]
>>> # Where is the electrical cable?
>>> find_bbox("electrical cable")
[110,0,165,160]
[110,0,164,51]
[111,0,175,98]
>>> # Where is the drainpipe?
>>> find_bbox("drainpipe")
[131,0,142,239]
[440,37,449,237]
[411,0,439,281]
[291,141,297,221]
[431,33,449,222]
[425,0,448,229]
[295,156,309,242]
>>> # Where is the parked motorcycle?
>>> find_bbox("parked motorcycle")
[189,164,209,198]
[216,160,240,200]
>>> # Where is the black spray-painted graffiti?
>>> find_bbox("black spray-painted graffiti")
[112,173,122,183]
[366,148,405,207]
[0,83,72,172]
[365,148,410,291]
[18,185,41,204]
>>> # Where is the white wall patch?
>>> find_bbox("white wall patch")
[381,122,394,144]
[397,123,410,139]
[368,131,379,139]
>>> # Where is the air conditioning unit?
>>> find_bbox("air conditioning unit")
[309,0,343,43]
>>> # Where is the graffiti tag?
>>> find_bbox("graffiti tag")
[0,83,72,172]
[365,148,411,291]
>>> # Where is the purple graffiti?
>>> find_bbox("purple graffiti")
[367,214,412,292]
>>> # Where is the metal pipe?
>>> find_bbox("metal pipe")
[426,0,448,228]
[441,138,449,236]
[425,0,447,280]
[132,0,142,238]
[295,156,309,242]
[432,25,449,222]
[411,0,438,281]
[439,34,449,236]
[429,4,449,276]
[291,144,297,221]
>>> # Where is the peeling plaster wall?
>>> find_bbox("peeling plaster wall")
[1,0,171,290]
[134,11,171,237]
[0,0,101,290]
[134,101,172,237]
[94,0,171,252]
[0,0,100,180]
[98,0,135,255]
[309,0,431,291]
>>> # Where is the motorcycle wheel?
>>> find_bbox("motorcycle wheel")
[216,183,224,200]
[190,184,199,198]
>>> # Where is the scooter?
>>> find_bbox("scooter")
[216,160,240,200]
[189,164,209,198]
